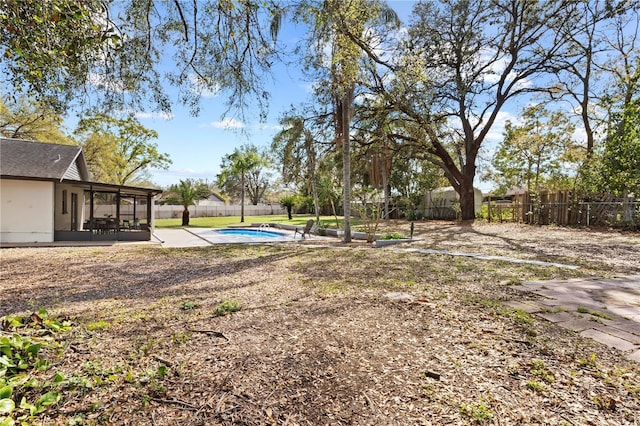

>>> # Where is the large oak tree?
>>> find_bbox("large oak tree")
[0,96,71,144]
[374,0,582,220]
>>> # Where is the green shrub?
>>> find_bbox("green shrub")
[213,300,241,317]
[460,401,494,423]
[380,232,405,240]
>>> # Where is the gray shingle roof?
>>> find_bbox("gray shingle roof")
[0,138,89,181]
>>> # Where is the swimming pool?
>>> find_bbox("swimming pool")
[216,228,287,238]
[156,227,296,246]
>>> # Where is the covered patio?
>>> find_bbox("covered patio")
[54,181,162,242]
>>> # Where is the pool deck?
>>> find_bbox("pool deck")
[155,227,323,246]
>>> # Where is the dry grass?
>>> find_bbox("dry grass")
[1,223,639,425]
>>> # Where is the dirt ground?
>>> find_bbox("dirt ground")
[377,221,640,272]
[1,222,639,425]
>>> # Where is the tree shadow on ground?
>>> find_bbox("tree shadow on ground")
[411,222,638,271]
[0,245,317,316]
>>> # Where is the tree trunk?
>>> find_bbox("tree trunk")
[240,175,245,223]
[535,156,541,193]
[305,130,320,225]
[312,180,320,225]
[342,124,352,242]
[286,206,292,220]
[382,163,390,220]
[459,172,476,221]
[336,85,355,243]
[182,208,190,226]
[582,98,594,155]
[330,196,339,228]
[339,88,354,243]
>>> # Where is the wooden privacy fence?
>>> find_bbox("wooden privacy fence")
[485,190,639,227]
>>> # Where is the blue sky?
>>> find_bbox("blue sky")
[112,0,531,193]
[138,59,314,188]
[58,1,633,193]
[128,1,423,189]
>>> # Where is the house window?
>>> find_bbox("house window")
[62,190,68,214]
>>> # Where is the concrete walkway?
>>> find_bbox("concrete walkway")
[154,227,323,247]
[507,275,640,363]
[153,228,214,247]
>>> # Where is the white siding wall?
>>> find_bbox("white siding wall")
[0,179,54,242]
[54,183,86,231]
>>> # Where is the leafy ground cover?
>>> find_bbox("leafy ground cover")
[0,222,638,425]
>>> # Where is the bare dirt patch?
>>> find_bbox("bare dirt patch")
[1,223,639,425]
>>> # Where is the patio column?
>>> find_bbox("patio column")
[89,188,95,240]
[116,189,121,235]
[146,193,152,230]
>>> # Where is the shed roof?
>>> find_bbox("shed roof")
[0,137,89,181]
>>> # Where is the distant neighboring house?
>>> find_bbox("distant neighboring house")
[197,193,225,206]
[505,187,528,199]
[421,186,483,220]
[0,138,161,244]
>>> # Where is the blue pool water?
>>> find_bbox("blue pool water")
[216,228,287,238]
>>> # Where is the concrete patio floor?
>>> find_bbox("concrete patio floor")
[154,227,330,246]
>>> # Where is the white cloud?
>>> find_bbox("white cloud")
[301,81,316,94]
[135,111,174,120]
[484,110,519,145]
[257,123,283,131]
[207,118,245,129]
[110,109,174,120]
[447,110,518,146]
[479,50,532,91]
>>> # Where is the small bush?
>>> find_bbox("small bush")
[0,310,69,423]
[181,301,199,310]
[527,380,547,392]
[213,300,241,317]
[86,320,111,331]
[380,232,405,240]
[460,401,494,423]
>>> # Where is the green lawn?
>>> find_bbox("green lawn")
[154,215,345,229]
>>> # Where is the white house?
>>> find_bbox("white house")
[0,138,161,244]
[197,193,226,206]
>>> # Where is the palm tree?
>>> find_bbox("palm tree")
[278,195,297,220]
[217,145,269,223]
[272,114,322,224]
[169,179,200,226]
[299,0,399,242]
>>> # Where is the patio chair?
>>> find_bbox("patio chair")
[294,219,314,239]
